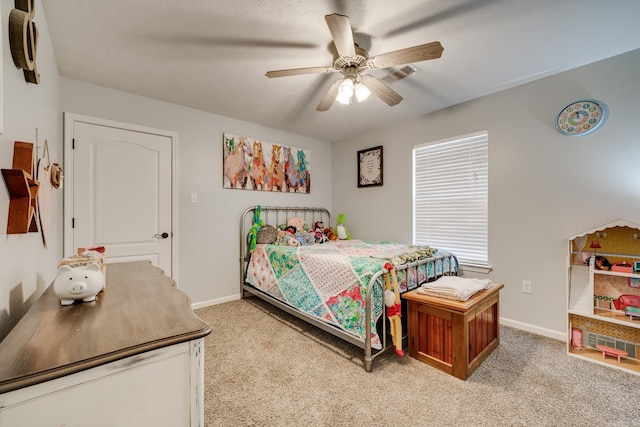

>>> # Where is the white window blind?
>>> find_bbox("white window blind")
[413,131,489,268]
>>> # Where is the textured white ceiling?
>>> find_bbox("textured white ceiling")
[42,0,640,142]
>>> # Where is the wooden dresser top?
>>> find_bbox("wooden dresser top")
[0,261,211,394]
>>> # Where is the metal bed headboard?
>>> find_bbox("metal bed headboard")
[240,206,331,293]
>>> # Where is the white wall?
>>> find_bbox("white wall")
[332,49,640,339]
[61,79,332,306]
[2,0,638,345]
[1,1,332,339]
[0,0,63,340]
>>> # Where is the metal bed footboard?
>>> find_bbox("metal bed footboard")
[240,205,458,371]
[363,253,458,371]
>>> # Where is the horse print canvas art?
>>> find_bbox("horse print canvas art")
[223,133,311,193]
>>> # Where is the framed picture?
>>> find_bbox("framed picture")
[357,146,383,187]
[222,133,311,193]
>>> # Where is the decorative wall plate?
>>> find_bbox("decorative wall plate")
[555,99,608,136]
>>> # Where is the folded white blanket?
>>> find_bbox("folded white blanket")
[417,276,492,301]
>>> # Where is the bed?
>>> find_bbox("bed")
[240,206,459,371]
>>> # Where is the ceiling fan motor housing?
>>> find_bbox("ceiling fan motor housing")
[333,45,369,71]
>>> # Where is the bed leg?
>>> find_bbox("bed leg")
[364,356,373,372]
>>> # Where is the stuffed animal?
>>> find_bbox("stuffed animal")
[248,206,264,252]
[295,231,316,246]
[53,263,105,306]
[314,230,327,243]
[336,213,351,240]
[323,226,338,241]
[384,262,404,357]
[276,229,300,247]
[313,220,328,243]
[287,217,306,232]
[256,224,277,244]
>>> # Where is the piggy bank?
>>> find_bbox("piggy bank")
[53,263,105,306]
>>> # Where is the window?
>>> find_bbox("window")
[413,131,489,270]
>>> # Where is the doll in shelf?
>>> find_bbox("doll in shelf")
[594,256,612,271]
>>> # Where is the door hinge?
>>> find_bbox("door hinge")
[72,138,75,149]
[72,218,75,228]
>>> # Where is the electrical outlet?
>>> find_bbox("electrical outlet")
[190,193,198,203]
[522,280,532,294]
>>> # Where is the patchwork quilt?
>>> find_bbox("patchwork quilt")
[245,240,454,349]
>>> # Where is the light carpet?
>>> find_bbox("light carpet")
[196,298,640,427]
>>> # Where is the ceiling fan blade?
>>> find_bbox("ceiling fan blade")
[368,41,443,69]
[360,75,402,106]
[316,78,343,111]
[325,13,356,58]
[266,66,336,78]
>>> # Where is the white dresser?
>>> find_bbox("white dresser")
[0,261,211,426]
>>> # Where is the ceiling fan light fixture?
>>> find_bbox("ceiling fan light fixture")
[336,78,354,104]
[336,91,352,105]
[355,82,371,102]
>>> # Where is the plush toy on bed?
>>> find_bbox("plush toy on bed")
[336,213,351,240]
[296,231,316,246]
[285,217,317,245]
[313,220,329,243]
[287,217,307,232]
[256,224,278,244]
[248,206,264,252]
[323,227,338,241]
[277,229,300,246]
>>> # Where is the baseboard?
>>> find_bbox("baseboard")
[191,298,567,342]
[191,294,240,310]
[500,317,566,342]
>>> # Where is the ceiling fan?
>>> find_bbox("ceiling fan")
[265,13,444,111]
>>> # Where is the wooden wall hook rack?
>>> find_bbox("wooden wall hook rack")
[1,141,40,233]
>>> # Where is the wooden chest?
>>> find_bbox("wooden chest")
[403,283,503,380]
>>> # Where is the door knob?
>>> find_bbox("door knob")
[154,232,169,239]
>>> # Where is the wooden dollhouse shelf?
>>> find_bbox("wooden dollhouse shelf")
[1,141,39,234]
[568,309,640,329]
[593,269,640,279]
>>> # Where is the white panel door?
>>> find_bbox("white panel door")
[70,120,173,275]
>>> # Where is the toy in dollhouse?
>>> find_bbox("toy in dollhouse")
[626,306,640,321]
[594,256,612,271]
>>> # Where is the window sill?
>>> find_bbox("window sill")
[459,264,492,275]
